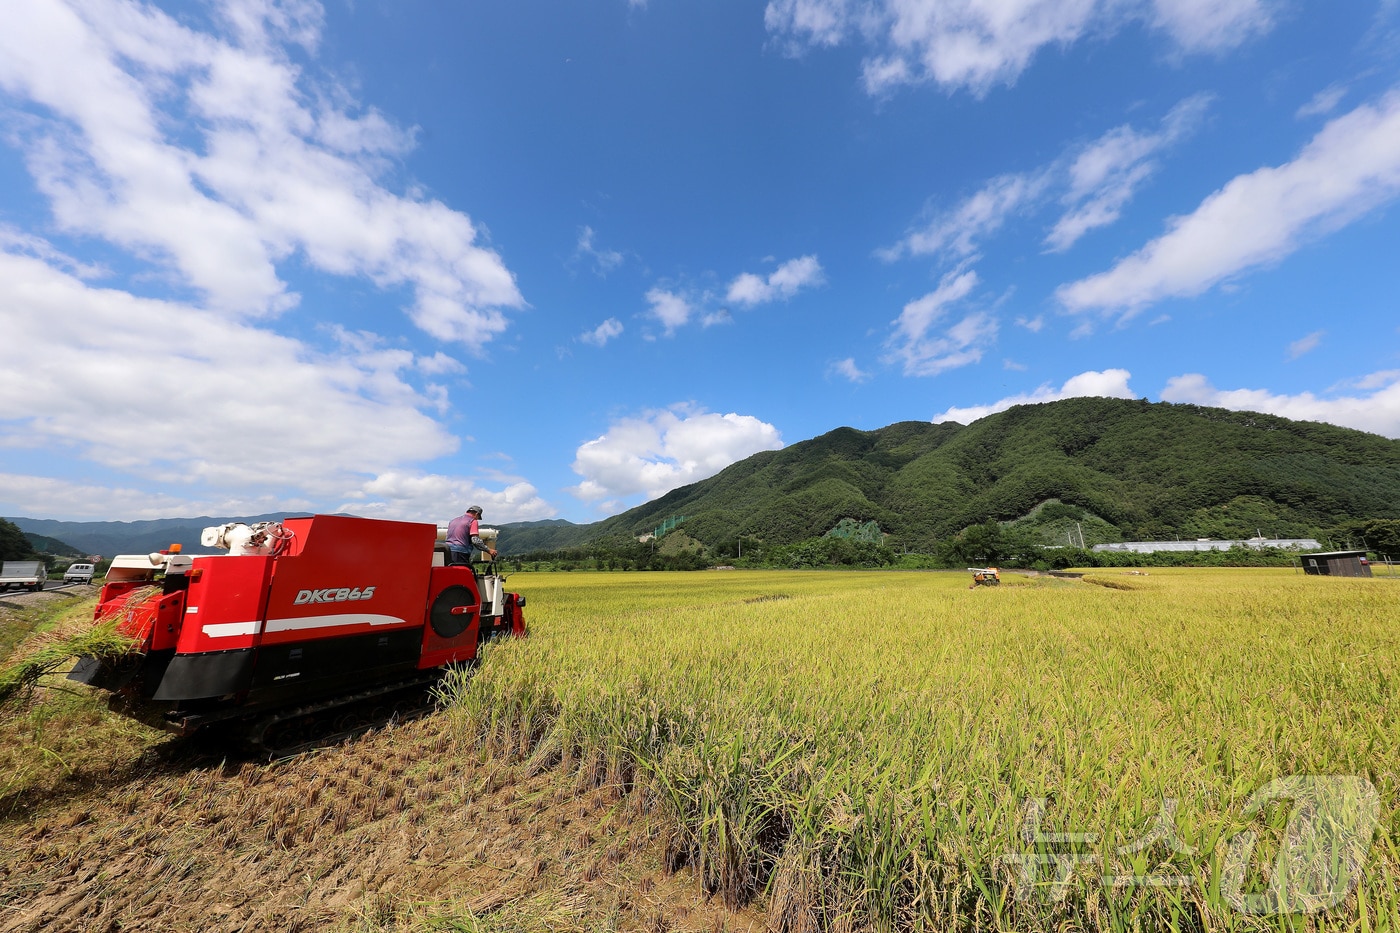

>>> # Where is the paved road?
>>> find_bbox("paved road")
[0,581,95,609]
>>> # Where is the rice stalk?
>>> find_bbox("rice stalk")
[0,621,138,713]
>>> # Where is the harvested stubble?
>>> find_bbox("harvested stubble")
[443,568,1400,932]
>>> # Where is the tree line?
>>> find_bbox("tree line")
[503,518,1400,573]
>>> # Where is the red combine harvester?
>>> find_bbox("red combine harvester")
[69,514,525,751]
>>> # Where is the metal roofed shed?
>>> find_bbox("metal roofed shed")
[1093,537,1320,554]
[1300,551,1372,577]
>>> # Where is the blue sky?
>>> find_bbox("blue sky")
[2,0,1399,524]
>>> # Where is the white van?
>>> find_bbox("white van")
[63,563,96,584]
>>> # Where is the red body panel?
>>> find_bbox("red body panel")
[506,597,526,638]
[148,592,188,652]
[417,565,483,669]
[259,515,433,648]
[176,556,274,654]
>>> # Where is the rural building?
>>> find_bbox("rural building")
[1300,551,1372,577]
[1093,537,1320,555]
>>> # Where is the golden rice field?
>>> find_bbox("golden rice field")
[446,568,1399,932]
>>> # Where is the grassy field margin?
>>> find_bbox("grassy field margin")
[0,594,166,809]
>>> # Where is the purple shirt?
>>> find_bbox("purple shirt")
[446,513,478,549]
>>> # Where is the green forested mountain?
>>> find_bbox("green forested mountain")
[22,533,85,558]
[501,398,1400,554]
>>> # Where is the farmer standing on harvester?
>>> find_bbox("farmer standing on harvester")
[446,505,498,566]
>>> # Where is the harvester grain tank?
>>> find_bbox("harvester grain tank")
[69,514,525,749]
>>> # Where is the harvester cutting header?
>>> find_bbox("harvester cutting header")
[70,514,525,751]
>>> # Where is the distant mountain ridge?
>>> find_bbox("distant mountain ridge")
[10,399,1399,557]
[501,397,1400,554]
[8,514,312,558]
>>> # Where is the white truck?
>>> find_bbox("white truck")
[63,563,96,584]
[0,561,48,592]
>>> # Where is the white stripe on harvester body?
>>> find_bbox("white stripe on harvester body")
[202,621,259,638]
[201,614,408,638]
[263,613,407,633]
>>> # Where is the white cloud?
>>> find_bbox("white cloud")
[1048,166,1154,251]
[644,257,822,336]
[0,248,477,516]
[726,273,769,306]
[886,96,1208,263]
[1047,94,1211,251]
[764,0,852,48]
[220,0,325,51]
[645,288,693,335]
[0,0,523,351]
[1150,0,1272,51]
[885,269,995,376]
[570,407,784,503]
[830,358,873,383]
[0,224,107,279]
[1352,369,1400,391]
[416,352,467,375]
[1297,84,1347,119]
[766,0,1276,95]
[883,173,1046,263]
[1161,372,1400,438]
[1287,330,1324,360]
[1059,90,1400,317]
[932,368,1136,423]
[580,317,625,347]
[346,472,556,524]
[896,310,997,377]
[892,269,979,343]
[575,225,624,275]
[0,246,442,476]
[0,473,227,523]
[1015,314,1044,332]
[0,464,557,526]
[726,255,825,306]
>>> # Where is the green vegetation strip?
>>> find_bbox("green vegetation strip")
[444,569,1399,932]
